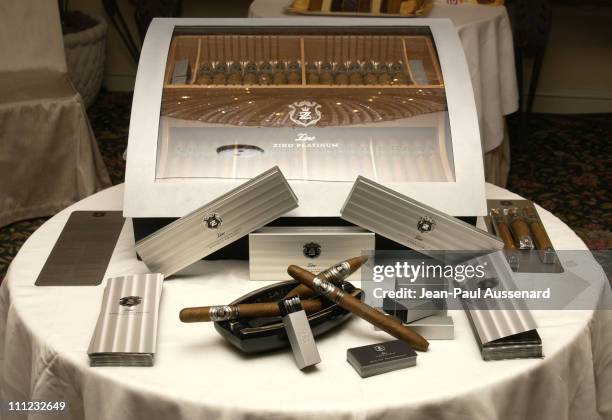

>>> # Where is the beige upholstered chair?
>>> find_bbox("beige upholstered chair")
[0,0,111,227]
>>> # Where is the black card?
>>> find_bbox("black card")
[35,211,125,286]
[348,339,416,368]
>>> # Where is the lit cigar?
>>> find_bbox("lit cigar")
[284,255,368,299]
[180,299,323,322]
[287,265,430,352]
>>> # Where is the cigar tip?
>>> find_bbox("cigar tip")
[355,255,368,265]
[179,309,187,322]
[414,334,430,351]
[287,265,300,275]
[179,307,211,323]
[346,255,368,267]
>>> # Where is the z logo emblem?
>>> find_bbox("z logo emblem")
[204,213,222,230]
[289,101,322,127]
[417,216,436,233]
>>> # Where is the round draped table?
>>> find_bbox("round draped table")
[248,0,519,154]
[1,184,611,420]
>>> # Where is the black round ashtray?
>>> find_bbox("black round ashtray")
[213,280,362,353]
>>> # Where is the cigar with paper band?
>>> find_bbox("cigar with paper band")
[180,299,323,322]
[284,255,368,298]
[287,265,430,352]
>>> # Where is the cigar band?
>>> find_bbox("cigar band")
[332,289,345,304]
[313,277,344,303]
[322,262,350,282]
[209,305,239,321]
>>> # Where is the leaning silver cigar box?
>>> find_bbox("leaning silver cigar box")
[341,176,504,252]
[136,167,298,277]
[249,226,374,281]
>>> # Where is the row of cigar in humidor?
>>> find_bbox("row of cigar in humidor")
[290,0,424,15]
[489,202,556,264]
[191,60,414,86]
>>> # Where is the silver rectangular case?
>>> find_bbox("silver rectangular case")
[249,227,374,281]
[375,314,454,340]
[461,251,539,358]
[390,265,448,323]
[341,176,503,252]
[386,296,447,324]
[406,315,454,340]
[88,273,164,366]
[136,167,298,276]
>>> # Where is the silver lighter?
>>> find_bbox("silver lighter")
[278,297,321,370]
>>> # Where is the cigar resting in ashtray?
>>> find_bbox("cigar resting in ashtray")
[180,299,323,322]
[287,264,430,352]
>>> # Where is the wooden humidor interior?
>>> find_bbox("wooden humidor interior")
[163,34,444,89]
[158,32,454,182]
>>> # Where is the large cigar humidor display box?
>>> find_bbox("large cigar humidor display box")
[124,18,485,255]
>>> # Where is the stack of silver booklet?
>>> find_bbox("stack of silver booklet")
[88,273,164,367]
[461,252,542,361]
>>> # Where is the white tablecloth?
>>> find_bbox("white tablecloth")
[248,0,519,153]
[1,184,611,420]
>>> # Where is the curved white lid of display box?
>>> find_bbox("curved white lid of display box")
[124,18,486,218]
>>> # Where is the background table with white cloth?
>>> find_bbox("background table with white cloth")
[0,0,111,227]
[1,184,611,420]
[249,0,519,186]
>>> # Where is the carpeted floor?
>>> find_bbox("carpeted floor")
[0,90,610,279]
[507,113,612,250]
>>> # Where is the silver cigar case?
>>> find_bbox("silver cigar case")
[385,295,447,324]
[405,315,454,340]
[249,226,374,281]
[460,251,541,360]
[341,176,504,252]
[136,167,298,277]
[388,263,448,323]
[88,273,164,366]
[374,313,454,340]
